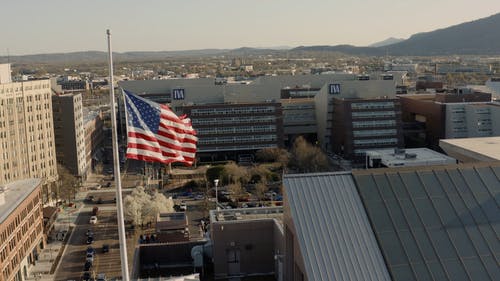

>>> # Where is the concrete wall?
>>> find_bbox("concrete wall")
[211,219,283,279]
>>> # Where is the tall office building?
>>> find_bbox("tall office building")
[0,64,58,203]
[52,93,87,179]
[314,74,403,159]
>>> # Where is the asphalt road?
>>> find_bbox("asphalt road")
[54,188,122,281]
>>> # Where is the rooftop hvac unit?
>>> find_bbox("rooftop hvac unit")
[394,148,406,155]
[405,153,417,159]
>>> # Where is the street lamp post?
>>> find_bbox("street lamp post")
[214,179,219,211]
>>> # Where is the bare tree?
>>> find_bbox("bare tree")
[228,182,245,202]
[223,162,249,184]
[290,136,329,173]
[249,165,271,183]
[255,182,269,202]
[256,147,289,167]
[94,163,103,174]
[57,164,79,204]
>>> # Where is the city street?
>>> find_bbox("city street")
[53,167,141,281]
[54,188,122,281]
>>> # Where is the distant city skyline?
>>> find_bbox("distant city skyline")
[1,0,499,55]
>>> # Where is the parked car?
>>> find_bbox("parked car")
[82,272,92,281]
[86,236,94,244]
[97,197,103,204]
[86,253,94,263]
[96,273,107,281]
[85,229,93,237]
[194,194,204,200]
[92,207,99,216]
[86,246,95,255]
[94,184,101,190]
[179,202,187,211]
[102,244,110,253]
[86,195,94,203]
[84,261,92,271]
[89,216,98,224]
[106,182,111,187]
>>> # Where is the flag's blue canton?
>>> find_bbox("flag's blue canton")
[124,90,161,133]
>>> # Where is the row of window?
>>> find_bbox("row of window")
[197,125,276,135]
[352,111,396,119]
[353,129,397,137]
[197,143,276,152]
[191,106,276,116]
[352,120,397,128]
[1,223,41,281]
[192,116,276,125]
[351,102,395,110]
[198,135,277,145]
[354,138,398,146]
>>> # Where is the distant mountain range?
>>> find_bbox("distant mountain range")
[1,12,499,64]
[293,12,500,56]
[369,37,405,47]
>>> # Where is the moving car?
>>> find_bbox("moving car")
[89,216,98,224]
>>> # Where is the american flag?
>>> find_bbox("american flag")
[123,90,197,165]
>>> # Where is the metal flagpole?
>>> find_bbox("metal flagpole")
[107,29,130,281]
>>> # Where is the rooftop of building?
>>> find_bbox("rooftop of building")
[83,108,101,123]
[209,206,282,224]
[352,162,500,281]
[440,137,500,161]
[0,178,42,224]
[365,148,456,168]
[284,162,500,280]
[284,171,392,281]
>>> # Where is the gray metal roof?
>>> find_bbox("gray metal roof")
[353,163,500,281]
[284,172,392,281]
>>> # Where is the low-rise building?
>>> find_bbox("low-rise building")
[439,136,500,162]
[209,207,284,280]
[283,162,500,281]
[399,89,497,149]
[0,179,44,281]
[364,148,456,168]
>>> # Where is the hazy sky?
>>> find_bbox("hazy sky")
[2,0,499,55]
